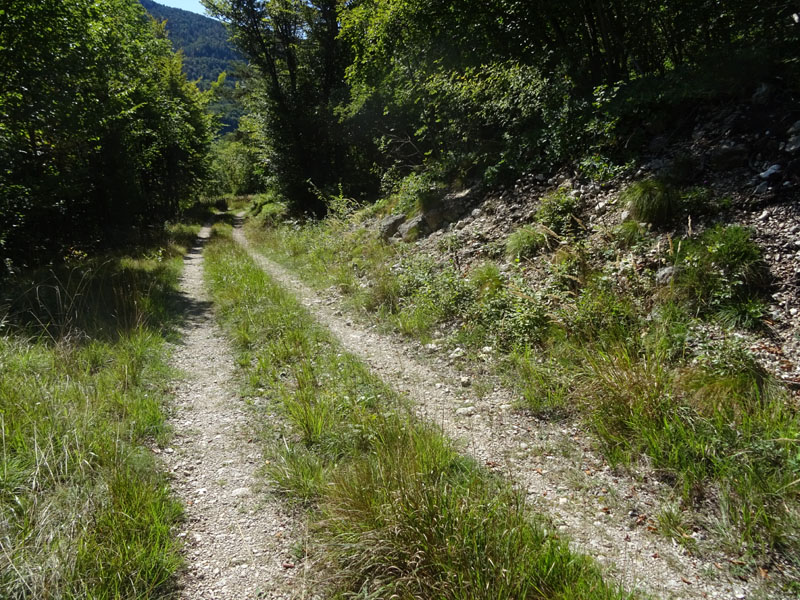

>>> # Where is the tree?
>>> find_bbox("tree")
[0,0,213,271]
[204,0,373,213]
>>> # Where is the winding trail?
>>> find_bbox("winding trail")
[232,219,763,600]
[163,226,306,600]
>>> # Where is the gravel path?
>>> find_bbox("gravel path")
[232,219,767,600]
[163,226,307,600]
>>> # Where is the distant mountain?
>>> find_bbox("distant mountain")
[140,0,244,131]
[140,0,239,87]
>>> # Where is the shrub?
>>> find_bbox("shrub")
[470,283,549,349]
[613,220,647,248]
[679,186,731,217]
[468,261,504,297]
[536,187,580,236]
[568,281,639,342]
[621,178,678,227]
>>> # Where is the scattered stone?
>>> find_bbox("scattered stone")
[455,406,476,416]
[231,487,251,498]
[785,135,800,154]
[449,347,465,359]
[460,376,471,387]
[398,214,428,242]
[710,144,748,170]
[655,266,677,285]
[759,164,782,180]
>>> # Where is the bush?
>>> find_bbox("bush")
[613,220,647,248]
[468,261,504,297]
[621,179,678,227]
[536,187,580,237]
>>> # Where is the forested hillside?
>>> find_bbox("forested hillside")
[139,0,240,87]
[206,0,799,213]
[140,0,243,131]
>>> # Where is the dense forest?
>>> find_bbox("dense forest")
[4,0,797,269]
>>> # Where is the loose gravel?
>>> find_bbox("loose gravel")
[162,226,307,600]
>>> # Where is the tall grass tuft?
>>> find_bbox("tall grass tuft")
[621,178,678,227]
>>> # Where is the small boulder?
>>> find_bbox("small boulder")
[655,266,677,285]
[398,214,428,242]
[379,214,406,240]
[423,208,446,231]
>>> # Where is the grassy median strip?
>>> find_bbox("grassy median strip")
[0,223,201,599]
[204,228,627,600]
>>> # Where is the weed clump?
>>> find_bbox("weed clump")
[622,178,678,227]
[536,187,580,237]
[505,225,551,259]
[670,224,769,328]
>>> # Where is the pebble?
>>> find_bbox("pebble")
[460,376,471,387]
[455,406,476,416]
[231,487,251,498]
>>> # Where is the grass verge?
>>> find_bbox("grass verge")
[0,221,199,599]
[203,228,627,599]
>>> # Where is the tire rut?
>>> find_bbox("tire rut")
[163,226,307,600]
[232,219,762,600]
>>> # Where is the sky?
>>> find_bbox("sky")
[155,0,208,15]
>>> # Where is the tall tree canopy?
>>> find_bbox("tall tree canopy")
[204,0,369,212]
[0,0,213,270]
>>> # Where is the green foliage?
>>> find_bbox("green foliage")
[210,137,264,196]
[670,225,769,328]
[613,220,647,248]
[0,0,213,272]
[536,188,581,237]
[679,186,732,216]
[468,261,504,297]
[568,281,639,342]
[578,155,631,183]
[621,179,679,227]
[505,226,551,260]
[204,0,375,213]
